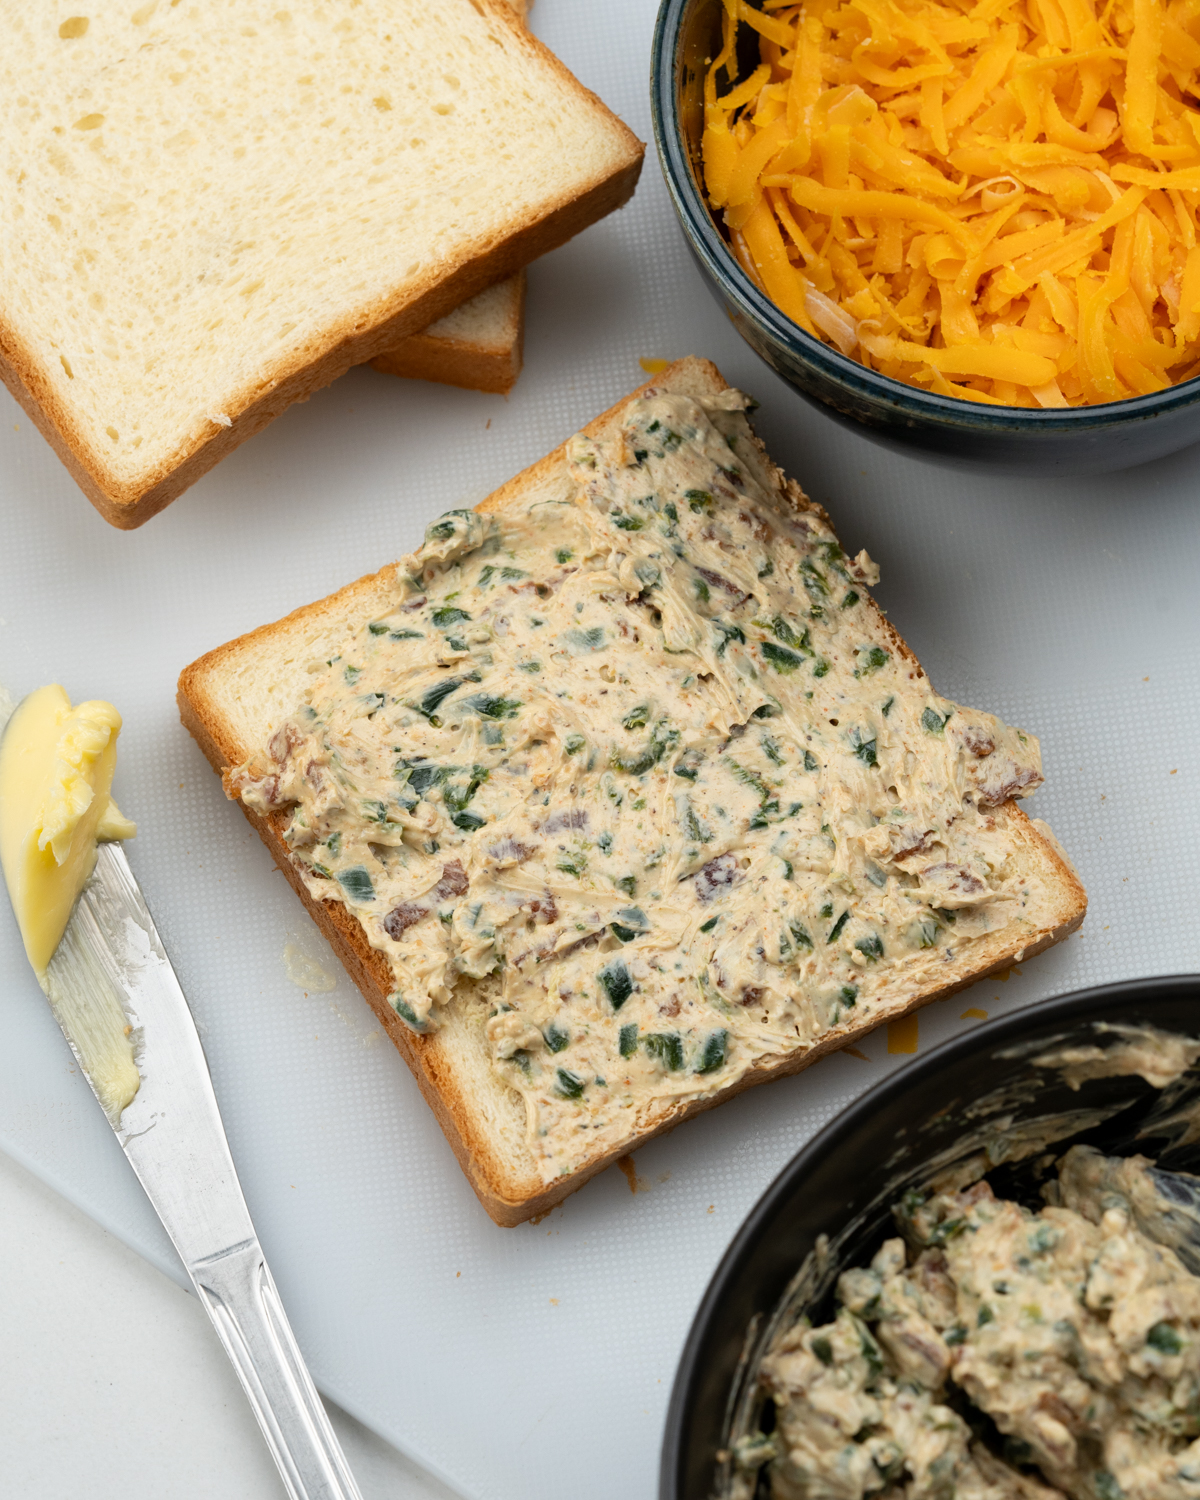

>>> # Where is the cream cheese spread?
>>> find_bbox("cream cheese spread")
[751,1146,1200,1500]
[228,388,1053,1182]
[1035,1025,1200,1094]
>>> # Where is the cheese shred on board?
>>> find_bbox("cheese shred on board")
[227,389,1063,1184]
[703,0,1200,407]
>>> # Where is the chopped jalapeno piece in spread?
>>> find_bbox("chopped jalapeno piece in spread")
[336,866,375,903]
[598,959,633,1011]
[554,1068,585,1099]
[695,1030,728,1074]
[761,642,805,674]
[643,1032,684,1070]
[543,1022,569,1054]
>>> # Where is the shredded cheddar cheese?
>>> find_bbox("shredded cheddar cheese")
[703,0,1200,406]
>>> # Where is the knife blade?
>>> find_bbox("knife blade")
[41,839,363,1500]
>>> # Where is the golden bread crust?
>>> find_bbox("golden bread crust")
[370,272,526,395]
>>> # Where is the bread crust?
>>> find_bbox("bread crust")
[177,357,1087,1224]
[368,336,522,396]
[2,0,642,529]
[369,272,526,394]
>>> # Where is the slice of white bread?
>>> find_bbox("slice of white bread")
[0,1,641,529]
[369,270,525,394]
[177,357,1087,1226]
[369,0,529,395]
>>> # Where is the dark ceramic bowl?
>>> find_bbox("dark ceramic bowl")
[660,975,1200,1500]
[650,0,1200,475]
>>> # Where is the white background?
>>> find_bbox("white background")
[2,1,1200,1497]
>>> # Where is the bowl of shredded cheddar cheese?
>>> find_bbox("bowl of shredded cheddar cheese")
[651,0,1200,472]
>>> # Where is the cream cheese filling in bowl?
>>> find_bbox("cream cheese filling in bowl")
[650,0,1200,476]
[661,975,1200,1500]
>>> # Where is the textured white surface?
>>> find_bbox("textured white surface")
[0,1150,456,1500]
[1,1,1199,1498]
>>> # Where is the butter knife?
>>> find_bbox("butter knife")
[42,839,363,1500]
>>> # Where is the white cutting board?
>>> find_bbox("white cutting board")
[2,3,1199,1497]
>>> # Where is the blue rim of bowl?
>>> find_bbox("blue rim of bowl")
[650,0,1200,436]
[657,972,1200,1499]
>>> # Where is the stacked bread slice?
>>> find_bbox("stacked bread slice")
[370,271,525,395]
[178,357,1087,1225]
[0,1,641,526]
[369,0,529,395]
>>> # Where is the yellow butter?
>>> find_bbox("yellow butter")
[0,684,141,1121]
[0,683,136,974]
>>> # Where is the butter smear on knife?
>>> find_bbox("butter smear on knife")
[0,684,140,1116]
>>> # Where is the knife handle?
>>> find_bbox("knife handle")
[191,1241,363,1500]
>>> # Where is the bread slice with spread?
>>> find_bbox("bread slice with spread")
[1,1,640,527]
[177,357,1086,1225]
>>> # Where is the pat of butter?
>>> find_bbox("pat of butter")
[1,684,142,1121]
[0,684,136,975]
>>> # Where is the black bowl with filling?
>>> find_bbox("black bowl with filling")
[660,975,1200,1500]
[650,0,1200,475]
